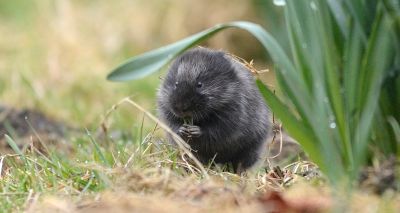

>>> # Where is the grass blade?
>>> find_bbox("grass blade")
[388,117,400,144]
[85,129,109,166]
[5,134,26,162]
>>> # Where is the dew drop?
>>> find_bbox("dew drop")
[273,0,286,6]
[329,122,336,129]
[310,1,317,10]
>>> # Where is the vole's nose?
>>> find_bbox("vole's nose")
[173,102,191,116]
[174,102,190,112]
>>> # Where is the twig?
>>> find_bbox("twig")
[268,124,283,159]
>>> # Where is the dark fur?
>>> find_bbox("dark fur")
[157,47,271,172]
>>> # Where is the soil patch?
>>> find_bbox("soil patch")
[0,105,69,154]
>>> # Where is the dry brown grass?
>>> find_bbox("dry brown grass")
[31,170,400,213]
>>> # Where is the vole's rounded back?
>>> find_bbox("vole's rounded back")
[157,47,271,172]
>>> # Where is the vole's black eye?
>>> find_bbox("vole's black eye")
[196,82,203,88]
[174,81,179,90]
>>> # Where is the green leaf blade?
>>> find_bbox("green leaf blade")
[256,80,324,168]
[107,25,228,81]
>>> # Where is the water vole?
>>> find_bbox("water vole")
[157,47,271,172]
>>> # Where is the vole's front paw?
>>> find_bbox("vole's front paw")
[178,124,201,138]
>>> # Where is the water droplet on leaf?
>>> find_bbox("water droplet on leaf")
[310,1,317,10]
[273,0,286,6]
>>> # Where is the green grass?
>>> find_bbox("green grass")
[0,111,254,211]
[0,117,171,210]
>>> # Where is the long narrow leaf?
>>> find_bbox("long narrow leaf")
[5,134,26,162]
[344,0,368,43]
[107,22,300,82]
[354,13,393,166]
[86,129,110,166]
[256,80,324,168]
[107,25,227,81]
[327,0,348,37]
[316,1,352,169]
[388,117,400,144]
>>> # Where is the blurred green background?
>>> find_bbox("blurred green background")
[0,0,283,130]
